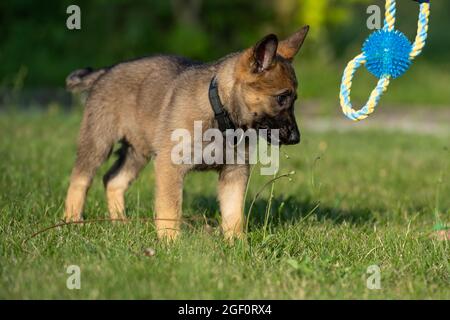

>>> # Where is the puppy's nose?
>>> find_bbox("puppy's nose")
[287,130,300,145]
[288,131,300,144]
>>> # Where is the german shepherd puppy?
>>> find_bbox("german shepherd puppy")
[64,26,309,240]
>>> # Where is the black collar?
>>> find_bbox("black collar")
[208,77,236,133]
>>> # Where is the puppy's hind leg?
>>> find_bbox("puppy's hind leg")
[103,142,148,220]
[64,117,115,222]
[65,144,113,222]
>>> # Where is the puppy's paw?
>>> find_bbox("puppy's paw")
[223,230,245,243]
[109,213,128,223]
[64,214,84,224]
[157,227,180,242]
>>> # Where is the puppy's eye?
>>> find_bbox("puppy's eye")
[275,92,290,106]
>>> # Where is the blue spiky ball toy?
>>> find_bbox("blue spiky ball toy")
[362,30,413,79]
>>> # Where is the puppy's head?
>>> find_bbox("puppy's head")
[233,26,309,145]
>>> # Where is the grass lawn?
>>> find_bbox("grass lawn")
[0,110,449,299]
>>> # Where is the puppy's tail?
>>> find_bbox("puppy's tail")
[66,67,108,93]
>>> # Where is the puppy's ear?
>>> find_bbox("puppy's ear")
[277,25,309,61]
[252,34,278,73]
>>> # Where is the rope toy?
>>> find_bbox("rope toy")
[339,0,430,121]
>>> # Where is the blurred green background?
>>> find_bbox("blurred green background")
[1,0,449,109]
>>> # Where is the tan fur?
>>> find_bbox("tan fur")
[106,169,134,220]
[218,165,249,239]
[277,26,310,61]
[65,175,90,222]
[64,27,309,240]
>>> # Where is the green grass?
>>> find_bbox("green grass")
[0,110,449,299]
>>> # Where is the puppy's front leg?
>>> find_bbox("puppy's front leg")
[154,156,185,240]
[218,165,250,240]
